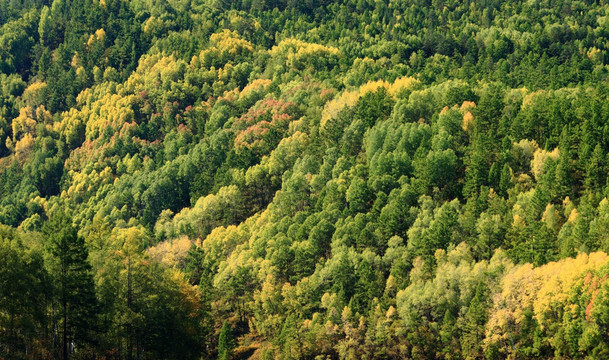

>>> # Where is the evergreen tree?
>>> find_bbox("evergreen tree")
[439,309,459,360]
[498,163,512,197]
[0,229,50,358]
[463,148,487,198]
[461,282,489,359]
[554,128,574,200]
[218,321,235,360]
[43,212,98,359]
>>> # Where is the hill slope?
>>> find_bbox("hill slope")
[3,0,609,358]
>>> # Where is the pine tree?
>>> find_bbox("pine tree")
[43,212,98,359]
[439,309,459,359]
[0,231,50,358]
[38,6,51,46]
[464,148,487,198]
[461,282,489,359]
[218,321,235,360]
[554,128,574,200]
[499,163,512,197]
[487,159,499,186]
[584,144,605,194]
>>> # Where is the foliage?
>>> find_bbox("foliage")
[3,0,609,358]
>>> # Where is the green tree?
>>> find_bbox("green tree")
[463,149,487,198]
[43,212,98,359]
[218,320,235,360]
[38,6,51,46]
[553,129,574,200]
[0,228,50,358]
[461,282,489,359]
[498,163,512,197]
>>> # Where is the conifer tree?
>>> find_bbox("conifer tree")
[218,321,235,360]
[461,282,488,359]
[43,212,98,359]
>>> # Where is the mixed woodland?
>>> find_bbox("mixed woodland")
[3,0,609,358]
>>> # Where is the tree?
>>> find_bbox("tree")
[461,282,489,358]
[354,87,394,128]
[351,259,381,315]
[498,163,512,197]
[346,176,371,214]
[463,148,487,198]
[43,212,98,359]
[0,228,50,358]
[38,6,51,46]
[439,309,460,360]
[585,144,605,194]
[553,129,574,200]
[218,321,235,360]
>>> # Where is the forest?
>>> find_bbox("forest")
[3,0,609,358]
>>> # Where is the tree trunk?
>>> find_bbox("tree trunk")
[63,261,68,360]
[127,256,133,360]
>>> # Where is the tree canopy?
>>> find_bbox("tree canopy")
[3,0,609,358]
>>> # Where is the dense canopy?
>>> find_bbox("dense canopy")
[3,0,609,358]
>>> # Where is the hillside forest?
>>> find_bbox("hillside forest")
[4,0,609,359]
